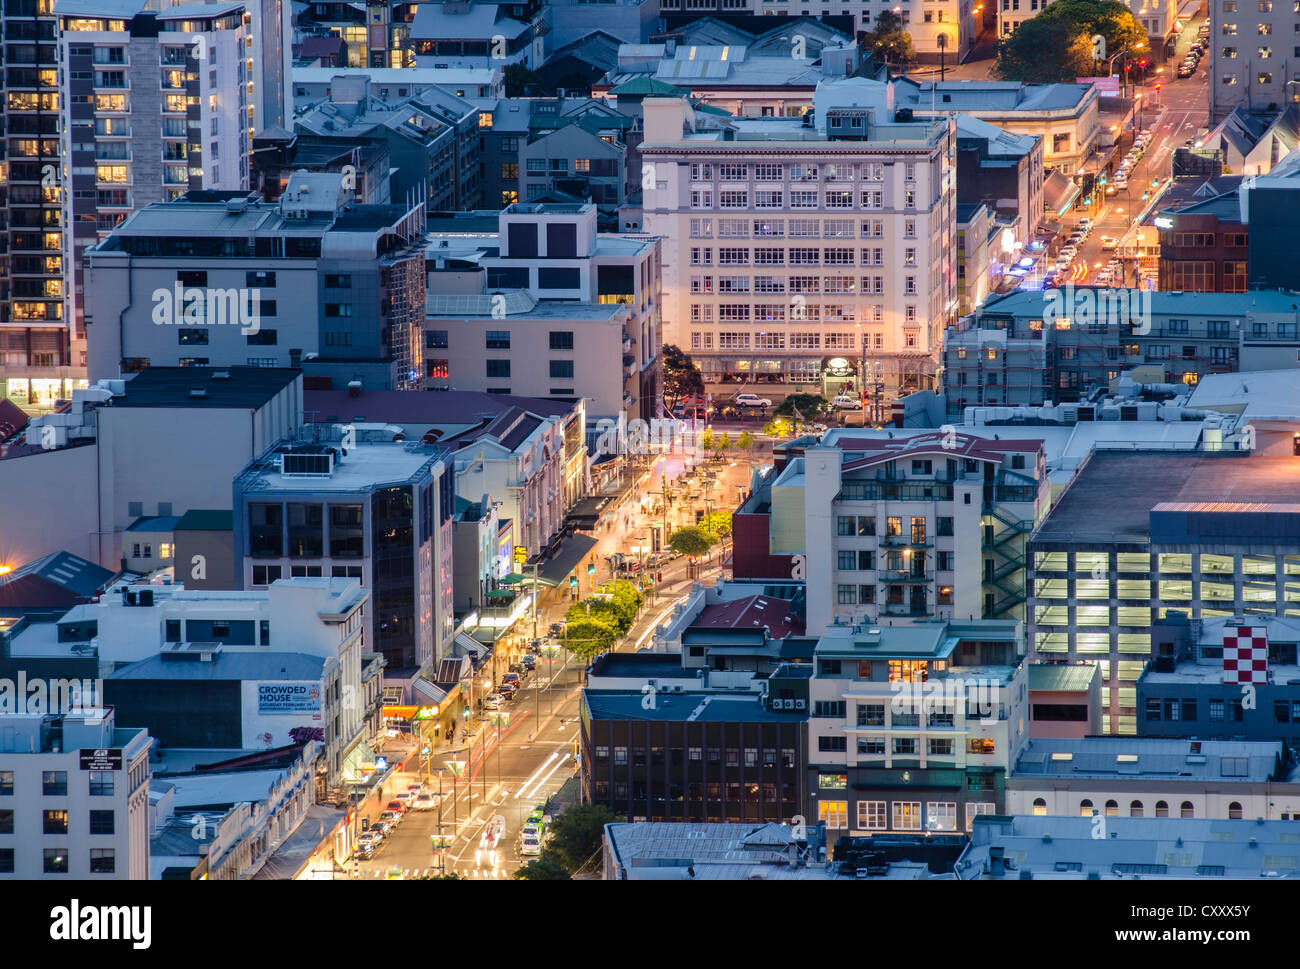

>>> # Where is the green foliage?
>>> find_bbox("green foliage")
[763,417,794,439]
[662,344,705,411]
[700,429,716,453]
[860,11,915,65]
[995,17,1096,80]
[736,430,756,453]
[700,512,732,542]
[996,0,1144,81]
[669,526,714,558]
[514,858,572,880]
[774,393,831,421]
[610,579,645,629]
[562,617,618,660]
[716,432,731,452]
[566,579,643,636]
[542,804,619,874]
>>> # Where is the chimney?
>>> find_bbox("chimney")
[348,380,363,398]
[989,845,1006,878]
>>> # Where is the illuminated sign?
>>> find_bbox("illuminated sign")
[513,545,528,564]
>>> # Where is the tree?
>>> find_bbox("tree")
[610,579,645,629]
[995,17,1096,81]
[774,393,831,422]
[763,417,794,439]
[503,63,544,97]
[737,430,756,455]
[563,617,618,660]
[860,11,915,65]
[700,511,732,542]
[1038,0,1146,62]
[662,344,705,413]
[669,526,713,558]
[715,432,731,455]
[542,804,618,874]
[565,597,624,632]
[699,429,716,454]
[514,858,571,880]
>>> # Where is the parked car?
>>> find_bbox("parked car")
[831,393,859,409]
[394,791,417,808]
[353,841,375,861]
[733,393,771,408]
[521,654,537,670]
[497,682,519,699]
[519,827,544,857]
[503,672,521,689]
[386,799,408,815]
[482,693,504,710]
[378,810,402,828]
[412,793,438,811]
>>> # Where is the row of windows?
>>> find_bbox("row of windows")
[429,330,575,351]
[0,771,115,796]
[690,190,911,210]
[691,218,907,239]
[592,746,798,767]
[0,847,116,874]
[0,808,114,834]
[818,799,989,832]
[483,360,573,379]
[1031,798,1240,820]
[819,735,996,754]
[688,162,909,182]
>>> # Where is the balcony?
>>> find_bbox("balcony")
[882,535,932,549]
[883,606,933,618]
[882,570,930,583]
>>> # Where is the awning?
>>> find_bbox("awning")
[485,588,516,601]
[453,632,487,660]
[499,572,526,585]
[1044,170,1081,217]
[412,677,448,705]
[536,533,599,587]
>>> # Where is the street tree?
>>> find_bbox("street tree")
[669,526,714,559]
[995,17,1096,81]
[699,428,716,454]
[700,511,732,542]
[662,344,705,412]
[715,432,731,456]
[860,11,915,65]
[774,393,831,422]
[737,430,756,455]
[514,858,571,880]
[763,417,794,439]
[1039,0,1146,60]
[542,804,619,874]
[562,617,618,660]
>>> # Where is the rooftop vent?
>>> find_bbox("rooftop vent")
[211,370,231,380]
[189,387,207,398]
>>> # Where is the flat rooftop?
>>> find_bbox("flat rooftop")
[583,691,804,723]
[1012,738,1283,782]
[239,442,444,493]
[113,367,300,409]
[1031,452,1300,546]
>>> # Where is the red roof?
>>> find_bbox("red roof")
[693,594,802,639]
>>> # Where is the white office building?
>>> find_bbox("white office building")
[0,708,152,879]
[641,78,956,401]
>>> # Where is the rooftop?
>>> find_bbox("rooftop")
[583,691,805,723]
[1187,369,1300,423]
[959,815,1300,879]
[112,367,300,410]
[975,287,1300,320]
[692,594,802,639]
[238,442,444,494]
[894,78,1093,114]
[110,651,327,682]
[1031,453,1300,546]
[1027,663,1098,692]
[304,388,575,428]
[1012,738,1283,782]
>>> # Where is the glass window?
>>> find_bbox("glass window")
[893,801,922,830]
[42,771,67,796]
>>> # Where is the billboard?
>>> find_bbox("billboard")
[1223,627,1268,685]
[257,682,322,715]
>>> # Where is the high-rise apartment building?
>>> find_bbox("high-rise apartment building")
[641,79,956,402]
[1209,0,1298,120]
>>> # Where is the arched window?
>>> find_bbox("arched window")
[1079,799,1094,817]
[1130,800,1143,817]
[1181,801,1195,818]
[1105,799,1119,817]
[1033,797,1047,816]
[1228,801,1243,820]
[1155,800,1169,817]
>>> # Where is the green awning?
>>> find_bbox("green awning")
[500,572,526,585]
[485,589,516,600]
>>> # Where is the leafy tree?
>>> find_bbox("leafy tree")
[662,344,705,412]
[995,17,1096,81]
[737,430,756,454]
[565,598,624,632]
[774,393,831,422]
[715,432,731,454]
[669,526,713,558]
[610,579,645,629]
[542,804,618,874]
[514,858,571,880]
[562,617,618,660]
[1038,0,1146,62]
[860,11,915,65]
[699,429,715,454]
[700,512,732,542]
[763,417,794,439]
[503,63,545,97]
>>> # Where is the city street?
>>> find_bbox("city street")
[349,439,765,879]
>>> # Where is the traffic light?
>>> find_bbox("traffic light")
[1138,58,1146,67]
[587,563,596,575]
[569,575,578,588]
[1154,81,1161,90]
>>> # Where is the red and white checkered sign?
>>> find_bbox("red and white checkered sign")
[1223,627,1268,684]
